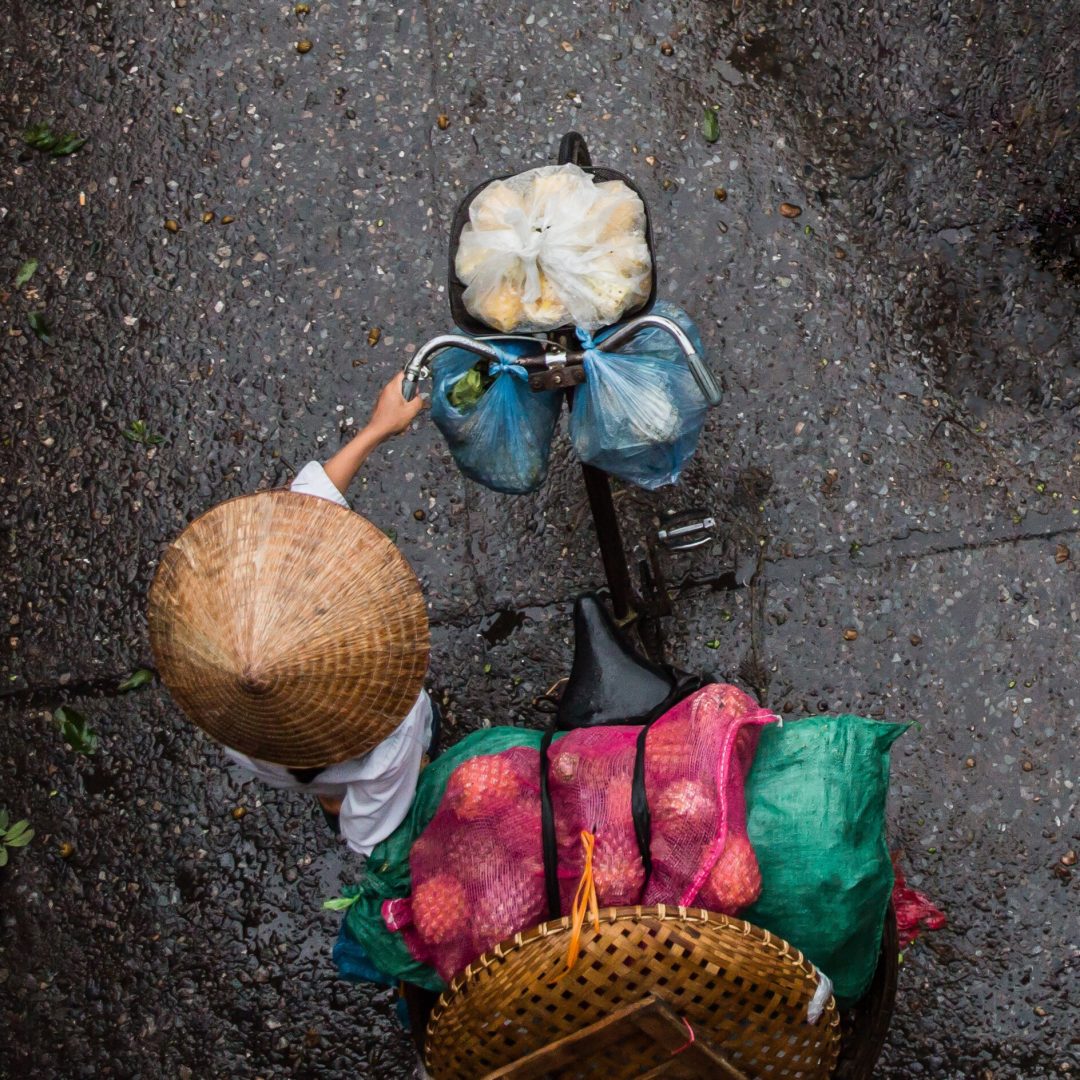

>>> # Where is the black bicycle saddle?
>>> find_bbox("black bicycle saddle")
[556,594,677,729]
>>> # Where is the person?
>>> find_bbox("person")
[148,372,435,859]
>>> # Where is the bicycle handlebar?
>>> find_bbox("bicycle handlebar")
[400,314,722,406]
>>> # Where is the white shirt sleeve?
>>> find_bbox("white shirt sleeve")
[337,691,432,856]
[220,691,433,858]
[290,460,349,509]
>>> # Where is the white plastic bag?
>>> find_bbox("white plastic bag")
[455,164,651,333]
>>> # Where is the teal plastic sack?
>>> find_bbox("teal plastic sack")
[743,715,907,1003]
[336,728,556,992]
[430,338,562,495]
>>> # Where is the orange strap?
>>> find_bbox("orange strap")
[556,830,600,980]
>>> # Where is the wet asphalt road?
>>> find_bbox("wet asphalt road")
[1,0,1078,1077]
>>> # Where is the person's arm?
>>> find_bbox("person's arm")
[322,372,426,497]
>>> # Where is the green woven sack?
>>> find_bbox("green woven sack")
[743,714,907,1003]
[338,728,555,992]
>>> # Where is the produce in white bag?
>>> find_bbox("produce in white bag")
[455,164,652,333]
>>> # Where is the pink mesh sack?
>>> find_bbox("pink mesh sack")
[550,683,772,912]
[383,747,546,981]
[384,685,774,982]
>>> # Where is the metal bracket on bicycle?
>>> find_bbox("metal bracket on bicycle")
[401,314,722,406]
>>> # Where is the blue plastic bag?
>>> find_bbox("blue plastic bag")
[430,337,562,495]
[568,302,711,490]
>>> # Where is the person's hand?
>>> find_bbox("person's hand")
[367,372,426,440]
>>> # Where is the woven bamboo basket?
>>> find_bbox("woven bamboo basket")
[425,905,840,1080]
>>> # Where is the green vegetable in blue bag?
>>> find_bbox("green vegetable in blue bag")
[430,338,561,495]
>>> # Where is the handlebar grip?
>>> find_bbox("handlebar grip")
[685,349,723,406]
[402,377,418,402]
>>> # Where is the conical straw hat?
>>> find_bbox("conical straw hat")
[148,490,430,768]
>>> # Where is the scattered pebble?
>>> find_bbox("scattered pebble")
[367,327,381,347]
[436,114,450,130]
[296,40,313,54]
[231,807,247,820]
[1055,544,1070,563]
[201,211,214,224]
[560,40,574,52]
[779,203,802,219]
[413,509,426,521]
[834,246,847,259]
[1061,850,1077,867]
[842,628,858,641]
[59,841,75,858]
[220,215,235,224]
[1022,760,1033,772]
[164,219,179,232]
[713,187,727,202]
[660,41,674,56]
[910,634,922,646]
[965,757,976,768]
[294,2,310,13]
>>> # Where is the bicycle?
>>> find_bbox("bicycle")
[401,131,721,663]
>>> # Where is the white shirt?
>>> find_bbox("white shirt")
[221,461,430,857]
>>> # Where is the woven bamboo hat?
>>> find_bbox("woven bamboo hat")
[148,490,430,768]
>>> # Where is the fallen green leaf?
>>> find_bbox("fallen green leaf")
[702,106,720,144]
[0,809,8,831]
[322,895,359,911]
[23,123,87,157]
[705,639,721,649]
[51,133,87,156]
[4,822,33,848]
[14,259,38,288]
[54,705,99,755]
[118,668,153,692]
[123,420,164,446]
[482,662,492,674]
[28,310,52,343]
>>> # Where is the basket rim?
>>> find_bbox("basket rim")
[427,903,838,1038]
